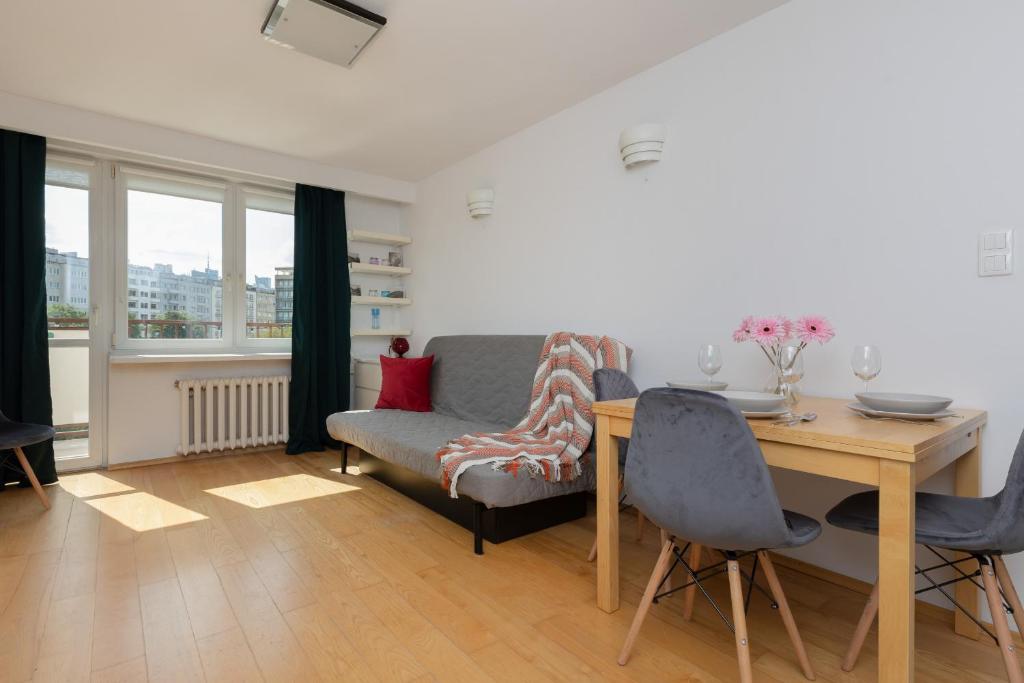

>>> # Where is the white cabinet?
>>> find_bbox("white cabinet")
[353,357,382,410]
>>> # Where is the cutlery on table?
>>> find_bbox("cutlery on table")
[772,412,817,426]
[855,413,963,426]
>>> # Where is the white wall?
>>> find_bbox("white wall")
[404,0,1024,607]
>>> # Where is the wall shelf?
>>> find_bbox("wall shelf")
[349,263,411,277]
[352,296,411,306]
[348,230,412,247]
[352,329,412,337]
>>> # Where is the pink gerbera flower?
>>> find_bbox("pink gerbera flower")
[732,316,754,342]
[752,316,785,345]
[795,315,835,344]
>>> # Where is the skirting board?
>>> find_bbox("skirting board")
[107,443,285,470]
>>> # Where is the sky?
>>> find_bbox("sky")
[44,187,294,285]
[45,185,89,257]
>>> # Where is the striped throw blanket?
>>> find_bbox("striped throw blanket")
[436,332,631,498]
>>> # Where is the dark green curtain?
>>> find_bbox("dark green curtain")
[0,130,56,485]
[286,184,350,454]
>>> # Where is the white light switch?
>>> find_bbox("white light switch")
[979,230,1013,277]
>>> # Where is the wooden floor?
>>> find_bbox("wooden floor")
[0,449,1011,682]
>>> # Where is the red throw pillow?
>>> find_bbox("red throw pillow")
[375,355,434,412]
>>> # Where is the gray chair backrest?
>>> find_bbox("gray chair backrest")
[594,368,639,404]
[624,388,791,552]
[985,429,1024,553]
[594,369,639,462]
[424,335,546,427]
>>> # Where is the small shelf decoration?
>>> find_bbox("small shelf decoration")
[389,336,410,357]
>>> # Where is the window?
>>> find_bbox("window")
[121,171,224,343]
[114,167,295,351]
[244,191,294,340]
[44,171,90,334]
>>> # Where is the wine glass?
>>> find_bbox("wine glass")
[851,345,881,392]
[778,344,804,406]
[697,344,723,386]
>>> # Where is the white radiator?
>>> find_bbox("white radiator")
[176,376,290,455]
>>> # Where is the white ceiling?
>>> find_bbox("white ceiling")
[0,0,784,181]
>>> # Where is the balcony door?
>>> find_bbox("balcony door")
[45,157,105,471]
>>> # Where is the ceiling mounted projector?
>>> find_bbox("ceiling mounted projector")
[261,0,387,68]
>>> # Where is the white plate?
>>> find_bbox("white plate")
[855,392,953,415]
[847,402,957,421]
[743,408,789,419]
[713,390,787,412]
[667,379,728,391]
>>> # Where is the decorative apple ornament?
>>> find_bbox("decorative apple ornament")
[390,336,410,358]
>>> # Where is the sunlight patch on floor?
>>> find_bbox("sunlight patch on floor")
[59,472,135,498]
[204,473,360,508]
[85,491,207,531]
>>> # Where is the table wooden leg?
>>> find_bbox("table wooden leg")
[878,460,915,682]
[954,429,982,639]
[596,414,619,613]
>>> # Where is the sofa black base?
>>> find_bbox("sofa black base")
[347,448,588,555]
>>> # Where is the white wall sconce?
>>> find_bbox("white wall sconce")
[467,188,494,218]
[619,124,666,168]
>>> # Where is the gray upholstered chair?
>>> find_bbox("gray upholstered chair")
[827,428,1024,681]
[586,368,646,562]
[617,388,819,683]
[0,409,53,510]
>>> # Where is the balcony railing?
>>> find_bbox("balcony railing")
[246,322,293,339]
[129,319,223,339]
[48,317,89,330]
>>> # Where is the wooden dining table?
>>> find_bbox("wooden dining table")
[592,395,987,682]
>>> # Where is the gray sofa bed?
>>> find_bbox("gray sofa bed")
[326,335,594,553]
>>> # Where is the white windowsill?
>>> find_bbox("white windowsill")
[109,351,291,365]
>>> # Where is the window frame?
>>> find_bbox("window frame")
[234,186,295,351]
[44,155,96,347]
[44,153,106,471]
[113,164,295,352]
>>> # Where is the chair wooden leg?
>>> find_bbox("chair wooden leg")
[682,543,703,620]
[727,559,754,683]
[993,556,1024,635]
[618,538,675,666]
[841,581,879,672]
[659,529,672,593]
[587,536,598,563]
[982,558,1024,683]
[13,446,50,510]
[758,552,815,680]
